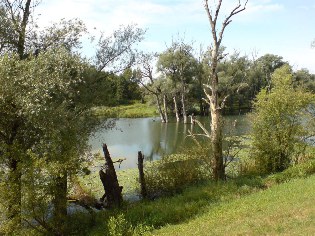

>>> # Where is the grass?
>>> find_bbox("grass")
[84,176,264,236]
[154,175,315,236]
[70,151,315,236]
[92,102,158,118]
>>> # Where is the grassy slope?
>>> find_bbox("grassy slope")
[154,175,315,236]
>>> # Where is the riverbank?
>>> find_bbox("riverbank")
[67,158,315,236]
[92,102,158,118]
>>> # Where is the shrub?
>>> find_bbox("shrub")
[264,158,315,186]
[144,153,210,197]
[250,65,315,173]
[107,214,152,236]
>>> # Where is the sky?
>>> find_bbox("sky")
[36,0,315,73]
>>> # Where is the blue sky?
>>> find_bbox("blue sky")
[37,0,315,72]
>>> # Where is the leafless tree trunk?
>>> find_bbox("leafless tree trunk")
[180,74,188,123]
[173,96,180,122]
[203,0,248,180]
[163,94,168,123]
[155,93,166,123]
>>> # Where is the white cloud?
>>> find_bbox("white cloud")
[36,0,205,33]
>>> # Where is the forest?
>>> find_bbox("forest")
[1,0,315,235]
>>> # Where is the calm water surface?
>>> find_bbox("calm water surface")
[89,115,250,170]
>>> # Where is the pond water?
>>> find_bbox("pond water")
[89,115,250,170]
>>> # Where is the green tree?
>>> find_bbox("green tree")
[0,48,97,235]
[251,65,315,173]
[136,53,167,122]
[157,41,198,123]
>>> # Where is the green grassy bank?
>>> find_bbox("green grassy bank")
[69,169,315,236]
[92,102,158,118]
[155,175,315,235]
[66,155,315,236]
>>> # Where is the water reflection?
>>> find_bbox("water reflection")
[89,115,250,170]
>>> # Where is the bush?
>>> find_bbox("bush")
[264,158,315,186]
[144,153,210,197]
[107,214,152,236]
[250,65,315,173]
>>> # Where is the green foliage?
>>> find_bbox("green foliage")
[108,214,133,236]
[264,157,315,186]
[144,153,210,196]
[107,214,152,236]
[250,64,315,173]
[0,48,98,234]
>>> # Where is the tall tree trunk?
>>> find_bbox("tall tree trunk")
[17,0,32,59]
[209,48,225,180]
[210,108,225,180]
[7,157,22,231]
[181,91,188,124]
[155,94,165,123]
[6,122,22,230]
[180,66,188,123]
[203,0,247,181]
[173,96,180,122]
[163,94,168,123]
[52,172,68,236]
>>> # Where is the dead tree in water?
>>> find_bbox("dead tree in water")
[99,144,123,208]
[137,151,147,199]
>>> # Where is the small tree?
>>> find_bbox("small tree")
[251,65,315,173]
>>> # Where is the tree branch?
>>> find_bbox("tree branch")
[218,0,248,45]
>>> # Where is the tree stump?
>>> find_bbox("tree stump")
[137,151,147,199]
[99,144,123,208]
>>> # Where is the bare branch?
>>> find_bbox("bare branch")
[187,129,202,147]
[203,83,213,92]
[202,97,211,106]
[218,0,248,45]
[204,0,218,43]
[220,95,229,109]
[194,119,211,138]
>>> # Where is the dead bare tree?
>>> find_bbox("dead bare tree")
[203,0,248,180]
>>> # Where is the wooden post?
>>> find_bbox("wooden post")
[137,151,147,199]
[99,144,123,208]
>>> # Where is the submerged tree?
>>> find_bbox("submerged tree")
[203,0,248,180]
[157,41,198,123]
[136,53,167,122]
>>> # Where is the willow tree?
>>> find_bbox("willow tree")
[203,0,248,180]
[157,41,198,123]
